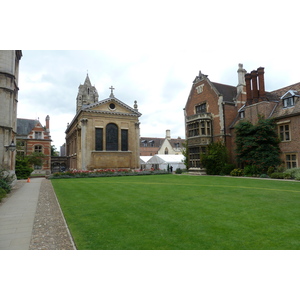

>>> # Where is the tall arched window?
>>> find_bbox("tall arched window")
[165,147,169,154]
[106,123,118,151]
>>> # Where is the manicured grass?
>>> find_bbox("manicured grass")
[51,175,300,250]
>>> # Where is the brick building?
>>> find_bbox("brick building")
[16,116,52,174]
[184,64,247,170]
[185,64,300,171]
[233,69,300,169]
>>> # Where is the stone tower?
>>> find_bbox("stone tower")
[0,50,22,175]
[76,74,99,112]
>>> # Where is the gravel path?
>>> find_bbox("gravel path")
[29,179,76,250]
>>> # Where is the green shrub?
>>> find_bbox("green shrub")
[244,165,260,177]
[0,179,11,193]
[0,187,7,202]
[201,141,230,175]
[15,159,33,179]
[175,168,182,174]
[260,174,269,178]
[230,168,244,176]
[270,172,285,179]
[221,164,235,175]
[283,168,300,180]
[267,166,275,176]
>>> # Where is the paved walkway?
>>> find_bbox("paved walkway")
[0,178,42,250]
[0,178,75,250]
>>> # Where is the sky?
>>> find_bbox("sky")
[5,0,299,152]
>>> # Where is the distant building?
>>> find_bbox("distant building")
[65,75,141,170]
[16,116,52,174]
[0,50,22,177]
[140,130,185,156]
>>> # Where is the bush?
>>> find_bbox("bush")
[260,174,269,178]
[0,187,7,202]
[283,168,300,180]
[175,168,182,174]
[270,172,285,179]
[267,166,275,177]
[201,141,229,175]
[221,164,235,175]
[15,159,33,179]
[244,165,259,177]
[230,168,244,176]
[0,179,11,193]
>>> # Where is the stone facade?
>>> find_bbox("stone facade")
[66,76,141,170]
[0,50,22,176]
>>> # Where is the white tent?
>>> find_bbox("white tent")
[146,154,185,171]
[140,156,152,170]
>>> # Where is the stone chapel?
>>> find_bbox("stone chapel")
[65,75,142,170]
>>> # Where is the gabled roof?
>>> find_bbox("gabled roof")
[16,119,39,136]
[83,95,142,117]
[212,82,237,103]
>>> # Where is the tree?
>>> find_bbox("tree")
[235,117,282,173]
[201,141,230,175]
[181,142,189,170]
[51,145,59,156]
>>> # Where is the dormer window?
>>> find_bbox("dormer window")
[240,111,245,119]
[281,90,299,108]
[141,140,147,147]
[283,97,294,108]
[149,140,154,147]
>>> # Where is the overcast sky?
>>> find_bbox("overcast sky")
[6,0,300,152]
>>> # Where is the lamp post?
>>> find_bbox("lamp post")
[5,140,16,152]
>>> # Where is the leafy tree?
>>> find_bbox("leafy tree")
[51,145,59,156]
[235,117,282,173]
[181,142,189,170]
[27,152,45,166]
[201,141,229,175]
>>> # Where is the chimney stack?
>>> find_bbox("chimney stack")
[166,129,171,139]
[251,70,259,99]
[237,63,246,94]
[257,67,265,98]
[245,73,252,104]
[45,115,50,132]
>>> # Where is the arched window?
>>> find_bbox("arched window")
[165,147,169,155]
[106,123,118,151]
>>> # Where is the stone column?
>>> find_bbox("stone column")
[135,121,140,169]
[80,118,88,170]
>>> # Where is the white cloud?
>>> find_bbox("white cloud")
[6,0,298,150]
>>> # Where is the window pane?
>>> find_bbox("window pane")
[95,128,103,151]
[106,123,118,151]
[121,129,128,151]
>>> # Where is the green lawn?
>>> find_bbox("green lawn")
[51,175,300,250]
